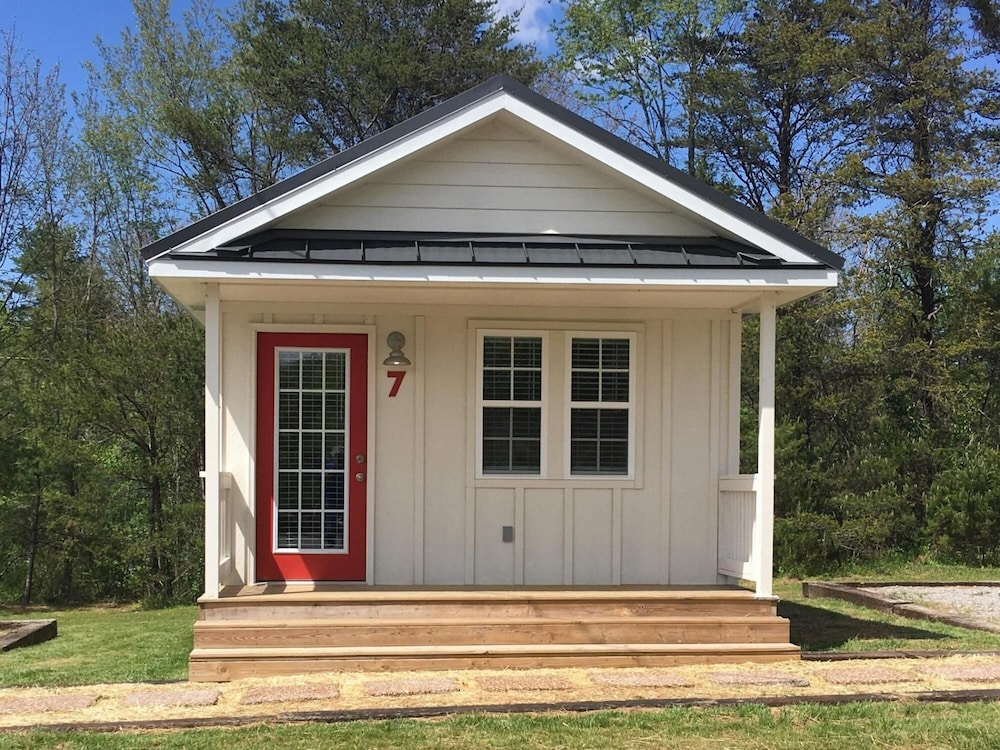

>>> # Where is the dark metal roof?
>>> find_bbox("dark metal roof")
[141,76,844,271]
[169,230,811,269]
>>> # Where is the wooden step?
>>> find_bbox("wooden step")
[193,616,790,649]
[189,642,802,682]
[199,589,776,621]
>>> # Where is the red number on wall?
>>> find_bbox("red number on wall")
[387,370,406,397]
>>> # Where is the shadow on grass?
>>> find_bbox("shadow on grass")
[778,600,948,651]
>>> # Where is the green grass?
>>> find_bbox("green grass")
[774,558,1000,653]
[3,703,1000,749]
[0,605,196,687]
[2,560,999,687]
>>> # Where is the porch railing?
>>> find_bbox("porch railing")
[718,474,759,582]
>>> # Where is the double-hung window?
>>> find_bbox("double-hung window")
[480,334,543,474]
[476,328,636,479]
[569,336,632,475]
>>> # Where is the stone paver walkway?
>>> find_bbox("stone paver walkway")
[2,655,1000,731]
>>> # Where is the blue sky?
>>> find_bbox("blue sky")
[4,0,558,97]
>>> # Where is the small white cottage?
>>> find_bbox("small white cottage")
[143,76,841,681]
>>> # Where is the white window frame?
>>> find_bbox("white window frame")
[564,332,638,480]
[272,345,351,555]
[475,330,548,479]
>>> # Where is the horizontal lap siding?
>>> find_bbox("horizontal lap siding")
[278,117,711,237]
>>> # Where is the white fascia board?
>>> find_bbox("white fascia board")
[502,96,817,266]
[148,258,838,289]
[162,93,510,257]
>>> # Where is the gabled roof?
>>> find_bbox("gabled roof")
[142,76,843,271]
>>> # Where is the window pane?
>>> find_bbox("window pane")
[572,338,600,369]
[324,352,346,390]
[482,369,511,400]
[325,432,345,469]
[483,408,512,438]
[278,351,300,389]
[602,338,630,369]
[483,337,511,368]
[571,409,599,439]
[600,440,629,474]
[601,371,630,402]
[277,472,298,510]
[300,472,322,509]
[279,392,299,430]
[301,352,324,389]
[277,512,297,548]
[571,440,599,473]
[324,392,345,431]
[601,408,629,438]
[571,371,599,402]
[513,337,542,368]
[278,433,299,470]
[511,440,541,473]
[511,407,541,438]
[301,432,323,469]
[482,439,511,472]
[301,512,322,549]
[324,473,345,510]
[301,392,323,429]
[512,370,541,401]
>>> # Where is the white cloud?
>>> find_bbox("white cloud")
[494,0,555,48]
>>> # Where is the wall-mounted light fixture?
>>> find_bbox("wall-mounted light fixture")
[382,331,411,366]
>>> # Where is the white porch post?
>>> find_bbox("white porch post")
[755,299,776,598]
[203,284,222,599]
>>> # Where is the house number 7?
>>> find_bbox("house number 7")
[387,370,406,397]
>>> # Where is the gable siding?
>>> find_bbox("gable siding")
[277,117,712,237]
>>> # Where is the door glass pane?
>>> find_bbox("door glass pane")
[275,348,349,551]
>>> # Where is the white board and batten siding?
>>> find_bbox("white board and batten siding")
[276,115,713,237]
[215,295,741,588]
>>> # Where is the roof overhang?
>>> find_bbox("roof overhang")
[150,256,838,321]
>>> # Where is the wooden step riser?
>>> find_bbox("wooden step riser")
[189,649,799,682]
[199,601,776,621]
[194,620,790,649]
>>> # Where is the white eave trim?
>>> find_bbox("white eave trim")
[148,258,838,289]
[155,94,510,260]
[151,91,831,268]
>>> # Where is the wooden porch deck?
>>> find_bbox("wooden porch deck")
[190,585,798,682]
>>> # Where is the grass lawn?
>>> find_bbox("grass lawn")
[1,560,999,688]
[3,703,1000,749]
[775,559,1000,653]
[0,605,196,687]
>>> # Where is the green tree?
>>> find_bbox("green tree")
[554,0,743,173]
[234,0,544,159]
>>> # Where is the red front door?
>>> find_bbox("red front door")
[255,332,368,581]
